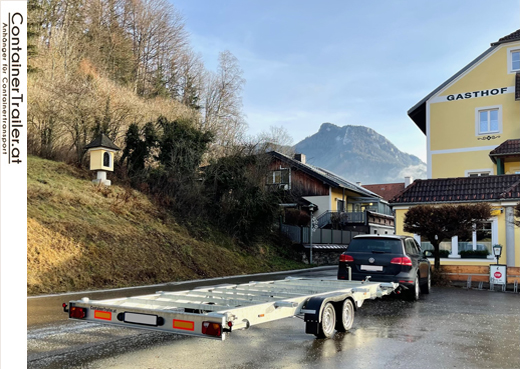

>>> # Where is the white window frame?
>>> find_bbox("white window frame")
[448,217,497,259]
[465,169,493,177]
[475,105,502,136]
[507,46,520,74]
[267,167,291,189]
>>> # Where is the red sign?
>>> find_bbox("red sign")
[494,271,502,279]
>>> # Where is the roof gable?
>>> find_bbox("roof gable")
[489,139,520,163]
[268,151,380,198]
[362,183,405,201]
[85,133,121,151]
[390,175,520,204]
[408,29,520,134]
[491,29,520,46]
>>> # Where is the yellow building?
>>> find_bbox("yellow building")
[408,29,520,179]
[392,29,520,267]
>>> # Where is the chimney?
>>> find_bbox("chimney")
[356,182,362,186]
[294,153,306,164]
[405,176,413,187]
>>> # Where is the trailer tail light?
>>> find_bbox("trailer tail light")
[70,306,87,319]
[390,257,412,266]
[339,254,354,262]
[202,321,222,337]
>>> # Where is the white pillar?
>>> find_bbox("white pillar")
[506,206,516,266]
[93,170,111,186]
[450,235,460,258]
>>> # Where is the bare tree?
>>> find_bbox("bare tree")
[255,125,295,156]
[201,50,247,157]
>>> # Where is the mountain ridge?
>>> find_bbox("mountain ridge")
[294,123,426,185]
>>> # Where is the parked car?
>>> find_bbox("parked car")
[337,235,431,300]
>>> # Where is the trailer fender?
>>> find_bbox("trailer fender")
[303,294,350,335]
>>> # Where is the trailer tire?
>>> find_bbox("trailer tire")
[335,299,355,332]
[315,302,336,339]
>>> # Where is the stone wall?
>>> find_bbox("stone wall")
[300,249,344,266]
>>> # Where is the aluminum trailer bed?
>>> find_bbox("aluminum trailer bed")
[63,277,398,340]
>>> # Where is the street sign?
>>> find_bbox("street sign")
[490,265,506,285]
[311,217,318,233]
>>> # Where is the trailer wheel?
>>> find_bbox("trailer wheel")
[315,302,336,338]
[335,299,355,332]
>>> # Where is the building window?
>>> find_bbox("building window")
[478,109,499,134]
[465,169,492,177]
[103,152,111,167]
[508,47,520,73]
[421,219,496,258]
[475,106,501,136]
[513,51,520,71]
[266,168,290,189]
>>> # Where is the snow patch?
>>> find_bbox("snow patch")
[397,164,427,181]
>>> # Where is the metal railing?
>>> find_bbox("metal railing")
[316,211,366,228]
[281,224,363,245]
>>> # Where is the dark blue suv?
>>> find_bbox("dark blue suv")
[338,235,431,300]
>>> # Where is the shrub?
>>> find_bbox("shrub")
[459,250,490,258]
[439,250,450,258]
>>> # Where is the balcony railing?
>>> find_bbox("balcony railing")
[316,211,366,228]
[281,224,364,245]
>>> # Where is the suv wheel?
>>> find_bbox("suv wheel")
[420,271,431,294]
[406,275,420,301]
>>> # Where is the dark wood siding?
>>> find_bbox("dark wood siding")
[269,159,329,196]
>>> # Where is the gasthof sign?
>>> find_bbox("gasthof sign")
[489,265,507,285]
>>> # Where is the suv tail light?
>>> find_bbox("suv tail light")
[340,254,354,262]
[390,257,412,266]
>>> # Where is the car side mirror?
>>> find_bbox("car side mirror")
[424,250,433,257]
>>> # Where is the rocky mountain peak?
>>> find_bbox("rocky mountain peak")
[294,123,426,185]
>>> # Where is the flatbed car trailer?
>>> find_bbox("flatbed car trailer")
[63,277,398,340]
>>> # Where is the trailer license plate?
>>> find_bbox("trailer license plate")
[360,265,383,271]
[124,312,158,326]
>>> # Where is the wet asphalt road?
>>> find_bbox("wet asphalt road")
[28,268,520,369]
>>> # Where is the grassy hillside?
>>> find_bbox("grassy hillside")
[27,156,306,295]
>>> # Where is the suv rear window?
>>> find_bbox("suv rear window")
[347,238,402,254]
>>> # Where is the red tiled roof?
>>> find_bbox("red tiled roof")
[491,29,520,46]
[362,183,405,201]
[489,139,520,159]
[389,175,520,204]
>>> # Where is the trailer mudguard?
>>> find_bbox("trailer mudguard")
[303,293,351,335]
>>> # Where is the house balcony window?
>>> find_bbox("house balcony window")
[266,168,290,189]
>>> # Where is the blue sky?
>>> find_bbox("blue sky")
[172,0,520,162]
